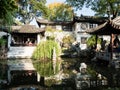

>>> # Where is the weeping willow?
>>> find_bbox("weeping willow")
[32,38,61,77]
[32,39,60,60]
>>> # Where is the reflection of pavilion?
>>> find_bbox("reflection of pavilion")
[86,16,120,68]
[7,59,38,84]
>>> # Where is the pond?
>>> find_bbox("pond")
[0,57,119,90]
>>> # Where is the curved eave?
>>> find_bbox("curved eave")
[10,25,45,34]
[36,18,73,25]
[11,31,45,34]
[73,16,108,24]
[86,16,120,35]
[85,22,108,35]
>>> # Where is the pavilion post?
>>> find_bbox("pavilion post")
[109,34,114,65]
[95,35,98,50]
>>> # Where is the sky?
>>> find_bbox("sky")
[46,0,95,16]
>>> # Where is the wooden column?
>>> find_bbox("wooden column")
[95,35,98,50]
[110,34,114,64]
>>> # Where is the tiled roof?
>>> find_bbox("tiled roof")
[36,17,73,25]
[86,16,120,35]
[73,16,108,24]
[11,25,45,34]
[110,16,120,29]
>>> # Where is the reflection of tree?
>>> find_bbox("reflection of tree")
[0,63,7,79]
[34,60,60,77]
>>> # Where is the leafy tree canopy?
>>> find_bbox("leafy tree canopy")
[30,0,48,17]
[0,0,17,25]
[47,2,73,21]
[86,35,101,48]
[15,1,73,23]
[66,0,120,18]
[15,0,47,24]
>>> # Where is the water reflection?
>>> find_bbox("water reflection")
[1,58,62,86]
[15,86,38,90]
[11,70,37,85]
[0,57,115,90]
[0,61,8,81]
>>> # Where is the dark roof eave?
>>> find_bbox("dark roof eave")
[86,20,120,35]
[11,32,44,34]
[85,22,108,34]
[10,25,45,34]
[36,18,73,25]
[74,16,108,24]
[10,29,45,34]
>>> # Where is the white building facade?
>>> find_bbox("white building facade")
[73,16,107,50]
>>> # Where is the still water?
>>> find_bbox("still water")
[0,58,77,90]
[0,59,72,90]
[0,57,112,90]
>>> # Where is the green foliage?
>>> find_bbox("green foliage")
[30,0,49,19]
[15,0,47,24]
[87,66,96,79]
[45,78,59,86]
[32,39,60,60]
[48,2,73,21]
[0,37,7,46]
[46,26,56,32]
[17,0,75,25]
[66,0,120,18]
[62,35,75,45]
[0,0,17,25]
[32,37,61,76]
[14,19,23,25]
[46,26,62,33]
[33,60,50,77]
[33,60,60,77]
[86,35,101,48]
